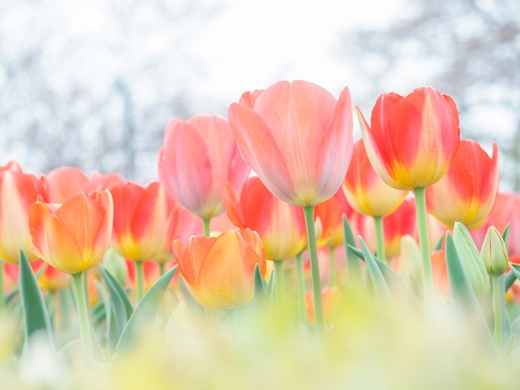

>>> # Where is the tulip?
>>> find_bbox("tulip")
[0,169,47,264]
[173,229,266,310]
[427,140,499,230]
[229,80,354,334]
[29,190,113,354]
[356,87,460,303]
[110,181,180,301]
[343,138,408,261]
[88,171,126,192]
[43,166,90,203]
[305,287,343,326]
[158,114,250,234]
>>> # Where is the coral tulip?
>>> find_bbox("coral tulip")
[356,87,460,190]
[228,80,353,207]
[426,140,499,230]
[173,229,266,310]
[305,287,343,325]
[111,181,180,263]
[223,177,306,261]
[43,166,91,203]
[343,139,408,217]
[0,169,47,264]
[29,190,113,274]
[158,114,250,222]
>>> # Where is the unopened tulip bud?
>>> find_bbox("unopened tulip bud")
[481,226,509,276]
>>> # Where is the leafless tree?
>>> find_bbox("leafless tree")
[340,0,520,190]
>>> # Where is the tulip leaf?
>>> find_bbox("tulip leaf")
[509,264,520,282]
[433,235,444,251]
[502,223,511,251]
[505,272,517,293]
[116,265,177,352]
[343,216,362,281]
[254,264,266,307]
[266,269,275,308]
[99,265,133,334]
[445,233,495,349]
[19,249,53,347]
[499,274,512,348]
[96,280,119,352]
[359,237,391,303]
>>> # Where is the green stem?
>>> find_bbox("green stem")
[374,216,386,263]
[203,218,211,237]
[295,252,307,324]
[329,247,337,287]
[159,262,165,277]
[492,275,503,354]
[273,260,284,308]
[0,260,4,312]
[303,205,325,335]
[414,187,434,305]
[72,272,93,355]
[135,261,145,303]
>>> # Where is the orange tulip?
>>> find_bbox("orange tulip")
[88,171,126,192]
[223,177,306,260]
[173,229,266,310]
[228,80,353,207]
[343,138,408,217]
[356,87,460,190]
[111,181,180,262]
[29,190,113,274]
[158,114,250,219]
[305,287,343,325]
[426,140,499,230]
[0,169,47,264]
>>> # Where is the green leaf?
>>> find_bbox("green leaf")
[99,265,133,334]
[358,237,391,303]
[19,250,53,346]
[265,270,275,308]
[116,265,177,352]
[445,233,495,349]
[502,223,511,251]
[433,234,444,251]
[254,264,266,308]
[505,271,516,293]
[509,264,520,282]
[343,216,362,281]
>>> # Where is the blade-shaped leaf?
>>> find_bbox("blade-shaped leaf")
[505,272,516,293]
[19,249,53,346]
[359,237,391,303]
[265,269,275,308]
[116,265,177,352]
[502,223,511,251]
[254,264,266,308]
[343,216,362,281]
[99,265,133,334]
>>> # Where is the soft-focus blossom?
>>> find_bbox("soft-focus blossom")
[306,287,343,325]
[32,259,69,291]
[358,198,417,258]
[343,138,408,217]
[314,187,355,248]
[111,181,180,263]
[223,177,306,260]
[431,249,450,300]
[427,140,499,229]
[173,229,266,310]
[42,166,90,203]
[0,169,47,264]
[29,191,113,274]
[356,87,460,190]
[228,80,353,206]
[88,171,126,192]
[158,114,250,219]
[472,192,520,257]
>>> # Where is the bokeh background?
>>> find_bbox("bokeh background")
[1,0,518,189]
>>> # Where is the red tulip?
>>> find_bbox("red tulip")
[111,182,180,262]
[343,138,408,217]
[224,177,306,260]
[356,87,460,190]
[29,190,113,274]
[426,140,499,229]
[158,114,250,219]
[0,170,47,263]
[228,80,353,206]
[173,229,266,310]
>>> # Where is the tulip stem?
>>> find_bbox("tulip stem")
[273,260,284,308]
[203,218,211,237]
[135,261,144,303]
[72,272,93,355]
[0,260,4,312]
[303,205,325,335]
[329,247,336,287]
[414,187,434,305]
[295,252,307,324]
[492,275,503,354]
[159,262,165,276]
[374,216,386,263]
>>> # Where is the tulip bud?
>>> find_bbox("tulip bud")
[481,226,509,276]
[453,222,490,300]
